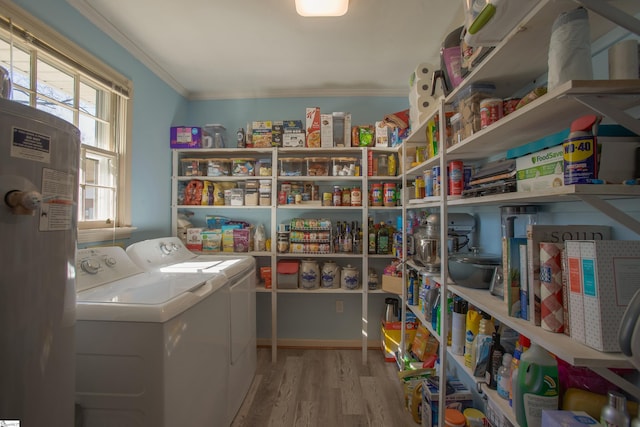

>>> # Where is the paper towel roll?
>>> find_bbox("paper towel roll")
[609,39,639,79]
[409,62,435,87]
[409,91,432,110]
[539,242,564,333]
[410,77,431,96]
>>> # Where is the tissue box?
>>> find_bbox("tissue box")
[541,411,599,426]
[516,145,564,192]
[170,126,202,148]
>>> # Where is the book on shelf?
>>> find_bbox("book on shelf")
[519,242,529,321]
[526,225,611,327]
[571,240,640,352]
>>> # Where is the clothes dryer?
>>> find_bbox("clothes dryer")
[126,237,256,422]
[75,246,230,427]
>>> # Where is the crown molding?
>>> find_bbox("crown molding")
[65,0,188,97]
[188,86,408,101]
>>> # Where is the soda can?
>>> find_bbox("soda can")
[432,165,441,196]
[449,160,464,196]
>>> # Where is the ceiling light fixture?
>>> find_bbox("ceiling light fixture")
[295,0,349,17]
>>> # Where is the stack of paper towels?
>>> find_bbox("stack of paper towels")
[409,63,439,131]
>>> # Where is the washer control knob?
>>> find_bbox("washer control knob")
[103,256,116,267]
[80,259,100,274]
[160,242,172,255]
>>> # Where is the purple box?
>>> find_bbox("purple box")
[170,126,202,148]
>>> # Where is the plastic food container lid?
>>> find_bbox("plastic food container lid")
[444,408,466,427]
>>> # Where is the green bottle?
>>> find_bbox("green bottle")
[515,343,559,427]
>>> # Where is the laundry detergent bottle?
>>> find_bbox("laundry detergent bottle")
[515,343,559,427]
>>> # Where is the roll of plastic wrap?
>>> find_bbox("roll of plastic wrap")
[539,242,564,333]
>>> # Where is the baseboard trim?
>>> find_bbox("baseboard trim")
[257,338,382,349]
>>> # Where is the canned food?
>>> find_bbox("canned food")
[383,183,396,207]
[503,97,521,116]
[371,183,383,206]
[480,98,504,129]
[449,160,464,196]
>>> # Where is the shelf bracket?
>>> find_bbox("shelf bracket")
[573,0,640,36]
[577,194,640,235]
[590,366,640,400]
[569,94,640,136]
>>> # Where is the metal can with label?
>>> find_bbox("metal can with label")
[449,160,464,196]
[383,183,396,207]
[371,183,383,206]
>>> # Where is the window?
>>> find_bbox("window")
[0,3,133,242]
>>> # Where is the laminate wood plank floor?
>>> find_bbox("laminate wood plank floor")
[231,348,417,427]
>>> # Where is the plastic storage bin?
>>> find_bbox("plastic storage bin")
[306,157,330,176]
[231,158,255,176]
[279,157,305,176]
[206,158,231,176]
[332,156,359,176]
[181,158,206,176]
[455,82,496,140]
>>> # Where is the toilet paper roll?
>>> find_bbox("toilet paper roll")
[609,39,639,79]
[539,242,564,333]
[409,62,435,87]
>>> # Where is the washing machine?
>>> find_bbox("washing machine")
[75,246,230,427]
[125,237,256,422]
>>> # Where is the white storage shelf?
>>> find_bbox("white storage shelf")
[171,146,402,364]
[398,0,640,422]
[449,284,632,369]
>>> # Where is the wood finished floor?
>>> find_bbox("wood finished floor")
[231,347,417,427]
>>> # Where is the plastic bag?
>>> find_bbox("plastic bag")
[548,7,593,91]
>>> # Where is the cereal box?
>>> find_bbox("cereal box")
[306,107,321,148]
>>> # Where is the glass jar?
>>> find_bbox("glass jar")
[276,232,290,253]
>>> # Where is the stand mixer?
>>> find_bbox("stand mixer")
[412,212,476,272]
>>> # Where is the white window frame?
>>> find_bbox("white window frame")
[0,0,134,243]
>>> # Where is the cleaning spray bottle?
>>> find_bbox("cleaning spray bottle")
[515,342,559,427]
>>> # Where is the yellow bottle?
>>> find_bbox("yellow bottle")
[388,153,397,176]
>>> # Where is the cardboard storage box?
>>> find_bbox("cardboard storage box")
[277,259,299,289]
[421,377,473,427]
[380,320,418,362]
[541,411,599,426]
[516,145,564,192]
[382,274,403,294]
[170,126,202,148]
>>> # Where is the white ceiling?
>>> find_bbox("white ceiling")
[66,0,465,100]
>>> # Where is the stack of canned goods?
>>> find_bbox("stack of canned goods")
[419,160,472,198]
[369,182,400,207]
